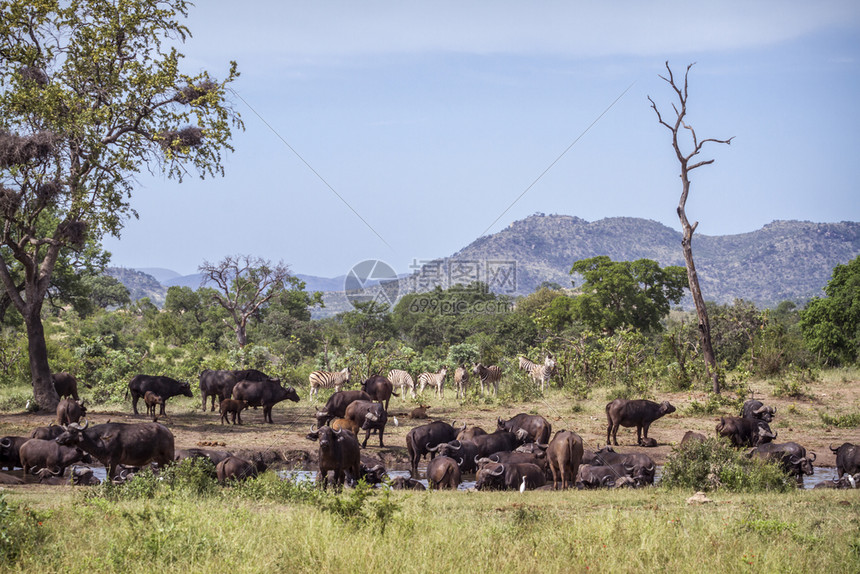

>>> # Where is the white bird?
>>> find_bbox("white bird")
[848,473,857,489]
[519,476,527,493]
[393,416,399,427]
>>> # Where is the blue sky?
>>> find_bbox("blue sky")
[102,0,860,279]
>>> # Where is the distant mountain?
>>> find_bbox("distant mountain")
[107,215,859,313]
[105,267,166,306]
[436,215,859,307]
[136,267,182,284]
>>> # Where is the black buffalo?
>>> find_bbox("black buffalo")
[55,420,175,479]
[316,426,361,490]
[741,399,776,423]
[315,390,373,428]
[582,446,656,486]
[18,439,93,475]
[216,456,262,484]
[547,430,584,490]
[430,439,480,474]
[55,398,86,426]
[344,400,388,448]
[51,372,81,400]
[716,416,777,447]
[175,448,234,467]
[748,441,816,483]
[605,399,676,446]
[679,430,707,448]
[406,421,459,476]
[475,462,546,491]
[471,430,527,458]
[456,424,486,441]
[360,375,398,411]
[426,455,461,490]
[232,380,300,424]
[127,374,193,415]
[0,436,29,470]
[36,466,100,486]
[497,413,552,444]
[476,450,548,475]
[829,443,860,478]
[198,369,280,412]
[576,464,636,489]
[390,476,426,490]
[30,425,66,441]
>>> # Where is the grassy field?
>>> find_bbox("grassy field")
[2,483,859,573]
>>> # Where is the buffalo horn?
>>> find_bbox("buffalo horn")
[310,424,317,432]
[489,454,501,463]
[535,443,549,450]
[830,443,839,453]
[458,457,464,467]
[491,464,505,476]
[333,427,343,436]
[449,441,462,451]
[426,443,442,452]
[0,438,10,448]
[754,405,768,414]
[69,418,89,431]
[808,451,816,462]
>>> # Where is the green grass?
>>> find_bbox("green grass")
[2,484,859,574]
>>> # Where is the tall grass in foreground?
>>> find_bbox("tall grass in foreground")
[2,480,859,574]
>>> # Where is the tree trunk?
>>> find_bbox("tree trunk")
[679,173,721,394]
[24,304,59,412]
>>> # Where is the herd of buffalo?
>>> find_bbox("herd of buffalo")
[0,369,858,492]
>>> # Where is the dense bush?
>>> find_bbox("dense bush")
[661,438,795,492]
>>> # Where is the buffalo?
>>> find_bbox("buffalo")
[471,430,527,458]
[679,430,707,448]
[18,439,93,475]
[813,473,859,489]
[55,398,86,426]
[546,430,584,490]
[232,380,300,424]
[582,446,656,486]
[216,456,261,484]
[748,441,816,484]
[456,424,487,441]
[344,400,388,448]
[406,421,460,476]
[0,436,29,470]
[316,426,361,490]
[430,439,481,474]
[361,375,398,411]
[36,466,100,486]
[30,424,65,441]
[476,450,548,476]
[390,476,426,490]
[605,399,676,446]
[409,405,430,419]
[829,443,859,478]
[741,399,776,423]
[52,372,81,400]
[576,464,635,489]
[497,413,552,445]
[175,448,233,467]
[329,417,361,435]
[199,369,281,412]
[475,462,546,491]
[219,398,249,425]
[314,390,372,428]
[144,391,163,420]
[426,455,461,490]
[716,416,777,447]
[55,420,175,479]
[127,374,193,416]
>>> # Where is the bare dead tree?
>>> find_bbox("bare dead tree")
[649,62,734,394]
[199,255,293,348]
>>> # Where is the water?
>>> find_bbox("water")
[8,464,844,490]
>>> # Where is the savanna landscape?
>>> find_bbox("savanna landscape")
[1,2,859,573]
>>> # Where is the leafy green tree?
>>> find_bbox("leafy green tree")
[800,255,860,365]
[340,301,394,351]
[0,0,241,410]
[79,274,130,313]
[565,256,688,334]
[199,255,302,348]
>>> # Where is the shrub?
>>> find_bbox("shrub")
[0,494,47,562]
[818,411,860,429]
[661,438,794,492]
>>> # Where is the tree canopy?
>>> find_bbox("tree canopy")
[800,255,860,365]
[0,0,242,409]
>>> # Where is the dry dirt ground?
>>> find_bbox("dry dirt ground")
[2,376,859,478]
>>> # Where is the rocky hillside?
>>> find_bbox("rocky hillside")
[438,215,859,307]
[105,267,166,306]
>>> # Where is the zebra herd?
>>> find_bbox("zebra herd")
[308,354,555,401]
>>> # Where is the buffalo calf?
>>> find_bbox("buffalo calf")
[219,399,249,425]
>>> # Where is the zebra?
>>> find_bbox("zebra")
[418,367,448,399]
[454,365,469,399]
[519,355,557,392]
[308,367,350,400]
[387,369,416,400]
[472,363,502,396]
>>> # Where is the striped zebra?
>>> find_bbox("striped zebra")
[418,367,448,399]
[308,367,350,400]
[454,365,470,399]
[387,369,416,400]
[519,355,556,392]
[472,363,502,396]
